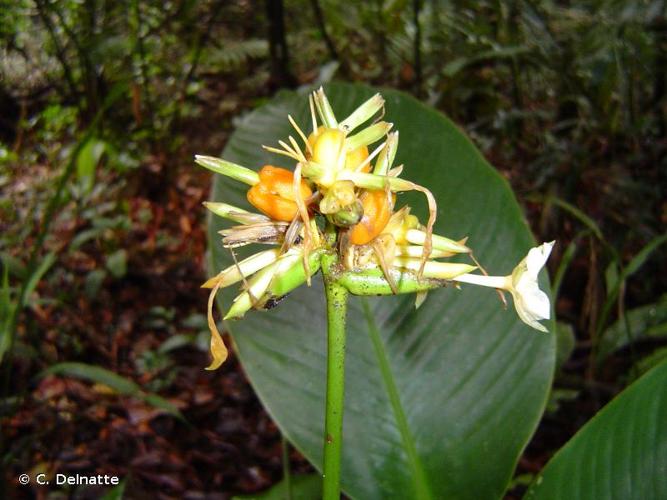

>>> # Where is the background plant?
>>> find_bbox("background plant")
[1,0,665,497]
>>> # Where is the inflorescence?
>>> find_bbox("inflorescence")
[197,88,554,369]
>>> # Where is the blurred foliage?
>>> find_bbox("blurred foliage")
[0,0,666,497]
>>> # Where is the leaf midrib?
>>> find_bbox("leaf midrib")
[361,298,432,500]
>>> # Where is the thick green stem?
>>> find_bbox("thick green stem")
[322,262,349,500]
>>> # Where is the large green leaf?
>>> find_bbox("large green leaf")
[526,359,667,500]
[207,83,555,499]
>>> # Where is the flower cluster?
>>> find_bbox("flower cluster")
[198,88,554,369]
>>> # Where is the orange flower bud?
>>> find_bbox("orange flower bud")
[349,190,394,245]
[247,166,312,222]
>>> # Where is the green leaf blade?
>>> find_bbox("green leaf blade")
[526,360,667,500]
[43,362,141,394]
[207,83,555,499]
[42,362,183,419]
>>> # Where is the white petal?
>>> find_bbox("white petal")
[509,241,554,332]
[525,241,555,278]
[516,282,551,321]
[512,290,549,333]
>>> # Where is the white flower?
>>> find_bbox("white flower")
[453,241,555,332]
[508,241,554,332]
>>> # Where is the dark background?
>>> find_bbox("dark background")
[1,0,666,498]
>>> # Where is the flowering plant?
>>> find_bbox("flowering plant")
[200,85,555,499]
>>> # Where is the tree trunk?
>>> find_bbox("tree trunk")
[265,0,296,89]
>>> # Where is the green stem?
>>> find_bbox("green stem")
[281,434,292,500]
[322,261,349,500]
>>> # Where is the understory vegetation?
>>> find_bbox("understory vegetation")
[1,0,665,498]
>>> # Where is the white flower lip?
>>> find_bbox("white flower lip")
[452,241,555,332]
[510,241,555,332]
